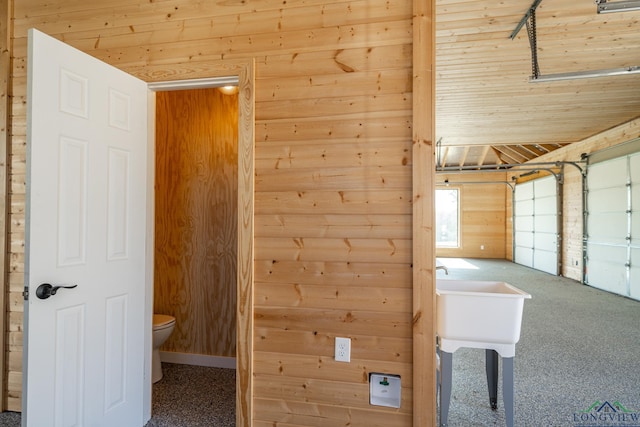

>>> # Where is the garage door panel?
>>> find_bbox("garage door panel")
[515,182,533,201]
[534,196,557,215]
[534,177,556,197]
[515,247,533,268]
[588,187,628,214]
[633,185,640,210]
[515,231,534,248]
[587,212,627,242]
[534,249,557,275]
[628,151,639,300]
[587,242,626,263]
[514,216,533,232]
[514,215,533,231]
[534,215,557,233]
[586,243,627,295]
[534,232,557,252]
[587,259,627,296]
[588,158,627,189]
[630,153,640,183]
[630,248,640,301]
[515,199,534,216]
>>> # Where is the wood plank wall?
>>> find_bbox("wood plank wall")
[6,0,430,423]
[435,173,508,259]
[154,88,238,357]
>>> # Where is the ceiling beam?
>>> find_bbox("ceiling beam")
[440,146,450,168]
[499,145,529,163]
[506,145,537,162]
[492,146,520,164]
[459,146,470,168]
[518,144,541,158]
[477,145,491,166]
[535,144,551,153]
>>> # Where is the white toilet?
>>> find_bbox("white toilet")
[152,314,176,383]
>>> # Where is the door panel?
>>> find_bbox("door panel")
[58,137,88,266]
[54,306,85,427]
[25,28,149,426]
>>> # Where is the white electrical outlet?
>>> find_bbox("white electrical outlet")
[335,337,351,362]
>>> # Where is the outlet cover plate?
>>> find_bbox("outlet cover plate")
[335,337,351,362]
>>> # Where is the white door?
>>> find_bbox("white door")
[24,29,149,426]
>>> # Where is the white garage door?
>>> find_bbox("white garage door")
[586,152,640,300]
[514,176,559,275]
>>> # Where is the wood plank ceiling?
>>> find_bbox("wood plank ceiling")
[435,0,640,169]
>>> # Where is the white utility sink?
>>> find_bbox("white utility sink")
[436,279,531,357]
[436,279,531,427]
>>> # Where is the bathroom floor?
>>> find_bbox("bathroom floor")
[146,363,236,427]
[0,363,235,427]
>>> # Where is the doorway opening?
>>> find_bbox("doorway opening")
[151,84,238,423]
[146,70,253,425]
[153,85,239,368]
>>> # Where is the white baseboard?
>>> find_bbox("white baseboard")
[160,351,236,369]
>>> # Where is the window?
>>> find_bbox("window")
[436,188,459,247]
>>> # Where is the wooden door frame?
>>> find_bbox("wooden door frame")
[131,59,255,426]
[0,0,11,412]
[412,0,437,425]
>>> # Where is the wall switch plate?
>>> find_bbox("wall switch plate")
[370,373,401,408]
[335,337,351,362]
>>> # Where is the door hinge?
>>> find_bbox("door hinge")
[23,286,29,301]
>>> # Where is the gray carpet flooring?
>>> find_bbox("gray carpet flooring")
[1,258,638,426]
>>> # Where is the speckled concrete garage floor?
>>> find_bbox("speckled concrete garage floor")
[0,411,19,427]
[1,259,638,426]
[0,364,235,427]
[145,364,235,427]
